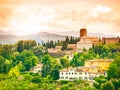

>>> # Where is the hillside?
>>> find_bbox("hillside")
[0,32,66,44]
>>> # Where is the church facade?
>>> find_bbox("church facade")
[76,28,99,52]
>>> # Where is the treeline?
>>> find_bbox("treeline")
[18,40,37,52]
[43,36,80,50]
[0,40,37,59]
[92,43,120,58]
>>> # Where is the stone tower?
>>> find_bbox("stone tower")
[80,28,87,38]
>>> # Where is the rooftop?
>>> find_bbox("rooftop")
[86,59,113,62]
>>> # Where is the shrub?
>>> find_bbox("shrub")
[59,80,68,85]
[101,81,115,90]
[60,85,69,90]
[31,76,41,83]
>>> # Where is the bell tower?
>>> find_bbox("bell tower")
[80,28,87,38]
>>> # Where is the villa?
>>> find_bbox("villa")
[59,59,113,81]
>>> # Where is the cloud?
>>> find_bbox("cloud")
[0,0,120,36]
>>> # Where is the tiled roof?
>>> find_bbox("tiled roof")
[86,59,113,62]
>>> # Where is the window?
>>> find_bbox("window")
[72,73,73,75]
[85,72,87,75]
[61,77,64,79]
[84,77,88,80]
[61,72,63,75]
[65,77,68,79]
[79,77,82,79]
[79,72,82,75]
[66,72,68,75]
[75,72,77,74]
[69,72,71,75]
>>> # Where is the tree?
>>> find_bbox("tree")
[69,36,73,44]
[49,40,54,48]
[107,57,120,79]
[0,56,5,73]
[23,56,38,71]
[61,41,68,50]
[70,52,79,67]
[94,76,108,89]
[18,40,24,52]
[41,54,52,77]
[2,44,10,59]
[8,66,20,78]
[32,45,44,57]
[50,64,63,80]
[65,36,69,43]
[60,57,70,68]
[107,64,117,79]
[101,81,115,90]
[3,60,11,73]
[31,76,41,83]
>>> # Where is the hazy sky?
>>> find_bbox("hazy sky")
[0,0,120,36]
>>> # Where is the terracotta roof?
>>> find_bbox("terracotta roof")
[86,59,113,62]
[68,44,76,46]
[55,46,62,49]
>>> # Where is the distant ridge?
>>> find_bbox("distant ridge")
[0,32,66,44]
[49,31,116,38]
[0,31,116,44]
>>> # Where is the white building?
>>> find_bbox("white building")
[59,66,107,81]
[77,37,93,52]
[31,64,43,74]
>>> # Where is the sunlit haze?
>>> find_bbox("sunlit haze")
[0,0,120,36]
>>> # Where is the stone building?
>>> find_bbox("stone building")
[67,44,77,51]
[76,28,99,52]
[102,37,120,44]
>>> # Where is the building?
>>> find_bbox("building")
[59,59,113,81]
[76,28,99,52]
[59,67,106,81]
[102,37,120,44]
[77,36,93,52]
[67,44,77,51]
[48,46,62,53]
[55,46,62,52]
[80,28,87,38]
[85,59,113,70]
[31,64,43,74]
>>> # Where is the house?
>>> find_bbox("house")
[59,67,106,81]
[59,59,113,81]
[67,44,77,51]
[48,46,62,53]
[85,59,113,70]
[31,64,43,74]
[55,46,62,52]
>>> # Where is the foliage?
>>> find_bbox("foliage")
[18,40,37,52]
[101,81,115,90]
[41,54,52,77]
[107,55,120,79]
[8,66,20,78]
[93,76,108,89]
[50,63,63,80]
[31,76,41,83]
[32,45,45,57]
[60,57,70,68]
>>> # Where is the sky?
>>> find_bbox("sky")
[0,0,120,36]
